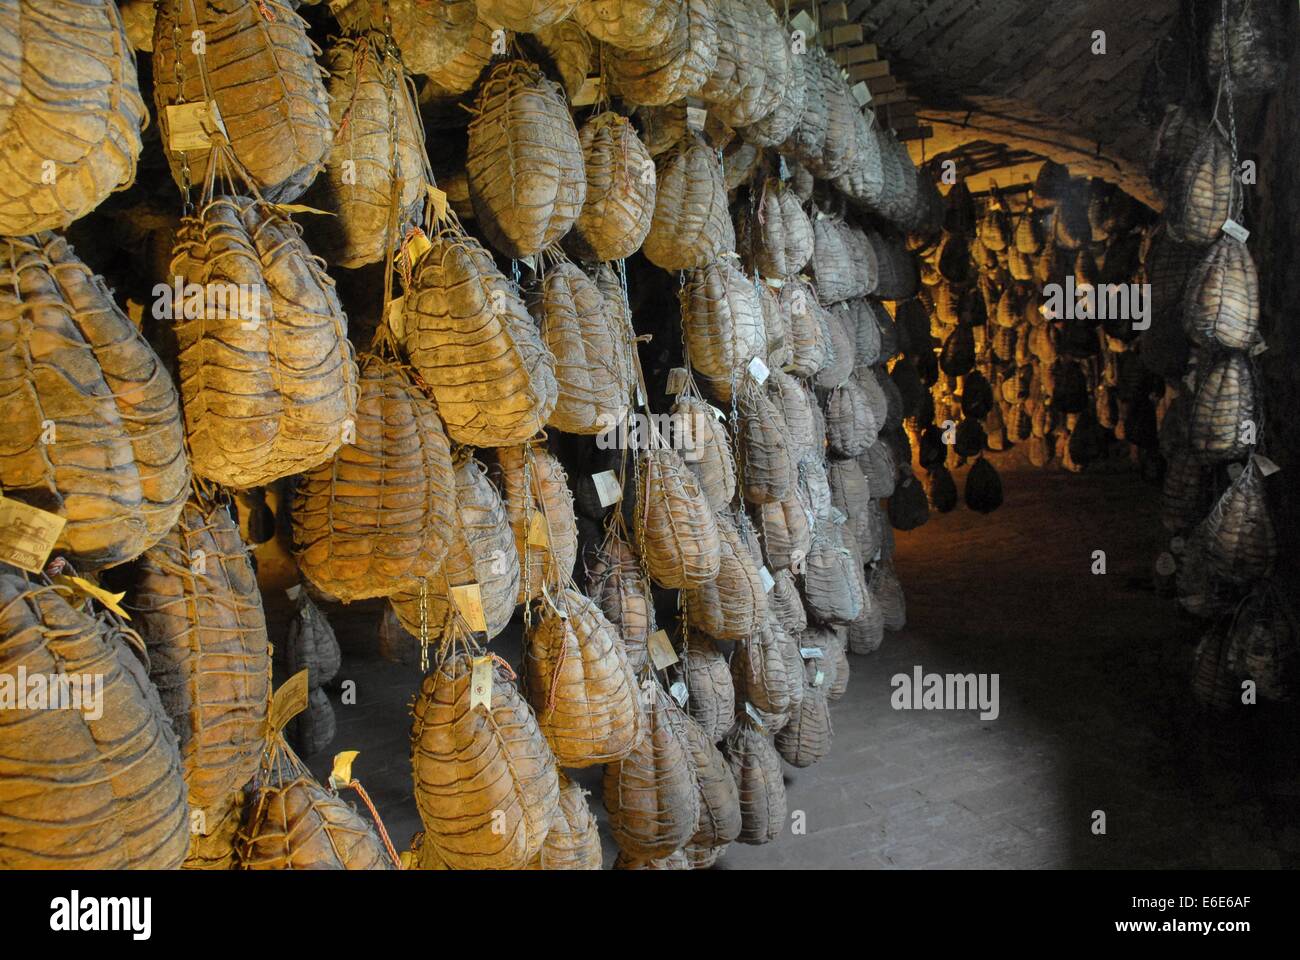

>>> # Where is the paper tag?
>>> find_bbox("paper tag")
[646,629,679,670]
[1222,219,1250,243]
[748,356,770,384]
[592,470,622,508]
[571,76,603,106]
[1253,453,1281,477]
[759,566,775,592]
[426,185,448,223]
[744,701,765,727]
[791,10,816,36]
[267,669,310,734]
[166,101,227,152]
[852,81,873,106]
[686,106,707,132]
[666,367,689,395]
[285,584,303,602]
[813,669,825,688]
[1250,338,1268,356]
[765,277,786,289]
[0,496,66,573]
[329,750,360,789]
[450,582,488,633]
[52,575,131,620]
[386,295,406,340]
[470,656,494,712]
[405,230,432,268]
[669,681,688,706]
[790,549,807,575]
[799,646,825,660]
[526,510,549,546]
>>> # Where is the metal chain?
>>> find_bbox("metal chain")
[418,575,429,673]
[170,0,193,213]
[1218,0,1242,222]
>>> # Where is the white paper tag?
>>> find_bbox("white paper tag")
[1250,338,1269,356]
[0,496,66,574]
[813,669,825,688]
[791,10,816,36]
[765,277,786,289]
[470,656,494,712]
[666,367,689,395]
[851,81,872,106]
[744,701,765,727]
[669,681,688,707]
[285,584,303,601]
[686,106,707,132]
[646,629,679,670]
[759,566,775,592]
[1222,219,1250,243]
[386,295,405,340]
[790,549,807,575]
[592,470,622,507]
[166,100,227,152]
[799,646,825,660]
[1253,453,1281,477]
[748,356,770,384]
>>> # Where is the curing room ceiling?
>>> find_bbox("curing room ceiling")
[849,0,1183,205]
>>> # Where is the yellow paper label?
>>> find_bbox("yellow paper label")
[267,669,310,734]
[405,231,432,268]
[426,185,448,223]
[646,630,679,670]
[270,203,335,218]
[526,511,549,547]
[330,750,360,788]
[470,656,494,712]
[0,496,66,573]
[571,76,603,106]
[450,582,488,633]
[53,575,131,620]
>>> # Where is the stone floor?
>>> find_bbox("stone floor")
[299,463,1299,869]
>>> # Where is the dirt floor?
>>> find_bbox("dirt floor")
[297,461,1299,869]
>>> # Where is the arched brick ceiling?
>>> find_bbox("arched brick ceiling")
[845,0,1182,206]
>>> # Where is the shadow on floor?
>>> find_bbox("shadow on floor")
[292,463,1298,869]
